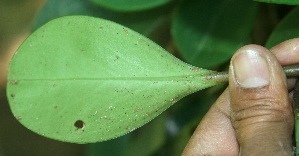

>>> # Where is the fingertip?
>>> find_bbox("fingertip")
[228,44,293,155]
[270,38,299,65]
[230,45,270,89]
[230,44,288,91]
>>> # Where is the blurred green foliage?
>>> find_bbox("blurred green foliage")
[265,7,299,47]
[255,0,299,5]
[172,0,257,68]
[91,0,172,12]
[1,0,299,155]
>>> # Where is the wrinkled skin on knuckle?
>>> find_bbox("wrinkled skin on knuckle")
[231,95,293,131]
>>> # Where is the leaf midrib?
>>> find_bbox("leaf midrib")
[9,74,209,82]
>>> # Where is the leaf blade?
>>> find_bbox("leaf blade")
[91,0,172,12]
[7,16,217,143]
[172,0,257,68]
[265,7,299,48]
[255,0,299,5]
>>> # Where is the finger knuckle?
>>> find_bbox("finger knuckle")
[232,97,292,128]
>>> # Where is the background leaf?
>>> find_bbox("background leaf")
[34,0,173,37]
[87,112,167,156]
[255,0,299,5]
[265,6,299,48]
[7,16,217,143]
[90,0,172,12]
[172,0,257,69]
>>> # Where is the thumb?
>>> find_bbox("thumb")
[229,45,294,155]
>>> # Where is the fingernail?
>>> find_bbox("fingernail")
[232,49,270,88]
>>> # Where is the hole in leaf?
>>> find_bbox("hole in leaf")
[74,120,85,129]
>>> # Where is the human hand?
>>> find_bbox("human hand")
[182,39,299,155]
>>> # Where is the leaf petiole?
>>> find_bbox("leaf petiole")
[205,64,299,83]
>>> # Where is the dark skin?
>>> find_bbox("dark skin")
[183,39,299,155]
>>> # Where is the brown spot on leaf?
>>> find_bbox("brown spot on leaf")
[10,80,18,85]
[15,116,22,120]
[74,120,85,129]
[123,28,128,34]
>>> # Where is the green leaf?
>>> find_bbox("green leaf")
[123,113,166,156]
[254,0,299,5]
[265,7,299,48]
[91,0,172,12]
[86,135,131,156]
[34,0,173,37]
[7,16,217,143]
[172,0,257,69]
[87,113,167,156]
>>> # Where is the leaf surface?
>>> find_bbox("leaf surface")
[255,0,299,5]
[7,16,217,143]
[91,0,171,12]
[265,7,299,48]
[172,0,257,68]
[34,0,172,37]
